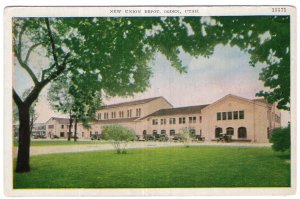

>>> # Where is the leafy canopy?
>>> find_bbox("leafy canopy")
[14,16,290,110]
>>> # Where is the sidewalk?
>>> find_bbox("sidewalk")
[13,141,272,157]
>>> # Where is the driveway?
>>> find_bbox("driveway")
[13,141,271,157]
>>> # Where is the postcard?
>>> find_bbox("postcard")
[3,5,296,196]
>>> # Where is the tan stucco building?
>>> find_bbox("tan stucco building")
[45,94,281,143]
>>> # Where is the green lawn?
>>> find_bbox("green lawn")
[14,140,104,147]
[13,146,290,188]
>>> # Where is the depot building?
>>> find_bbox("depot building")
[45,94,281,143]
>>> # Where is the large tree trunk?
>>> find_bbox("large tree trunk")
[74,117,78,142]
[16,105,31,173]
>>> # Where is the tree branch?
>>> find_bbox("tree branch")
[45,18,58,67]
[24,42,43,63]
[17,24,26,59]
[14,22,39,85]
[15,53,39,85]
[13,88,23,107]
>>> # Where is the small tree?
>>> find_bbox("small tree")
[178,127,193,147]
[102,125,135,154]
[270,125,291,152]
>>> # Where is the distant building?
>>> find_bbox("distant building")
[45,117,71,138]
[31,123,46,138]
[45,94,281,143]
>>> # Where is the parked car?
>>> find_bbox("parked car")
[91,134,102,140]
[143,134,155,141]
[192,135,205,142]
[156,134,169,142]
[33,135,46,139]
[52,135,59,139]
[172,134,182,142]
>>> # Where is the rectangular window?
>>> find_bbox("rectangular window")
[179,117,186,124]
[239,110,245,119]
[61,125,64,129]
[233,111,238,120]
[136,109,139,117]
[169,118,176,124]
[99,113,101,120]
[217,112,221,120]
[161,118,166,125]
[170,130,176,136]
[48,125,54,129]
[152,119,158,125]
[199,116,202,123]
[127,110,132,118]
[189,117,193,123]
[228,112,232,120]
[111,112,114,118]
[222,112,227,120]
[139,108,141,117]
[193,116,196,123]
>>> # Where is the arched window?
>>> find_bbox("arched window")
[161,130,166,135]
[170,130,175,136]
[226,127,234,136]
[238,127,247,138]
[153,130,157,135]
[143,130,147,135]
[215,127,222,138]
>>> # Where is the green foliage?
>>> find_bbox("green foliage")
[178,127,193,147]
[14,16,290,112]
[213,16,290,110]
[48,77,102,136]
[102,125,135,154]
[270,125,291,152]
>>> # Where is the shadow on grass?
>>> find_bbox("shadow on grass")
[276,153,290,160]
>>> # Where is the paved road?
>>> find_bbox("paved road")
[13,141,272,157]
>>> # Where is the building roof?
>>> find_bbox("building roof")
[142,104,209,119]
[253,98,268,103]
[94,117,139,124]
[47,117,70,124]
[101,96,173,109]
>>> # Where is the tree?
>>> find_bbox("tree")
[178,127,193,147]
[48,77,102,141]
[270,125,291,152]
[213,17,290,110]
[102,125,135,154]
[47,78,74,141]
[13,16,290,172]
[13,88,38,136]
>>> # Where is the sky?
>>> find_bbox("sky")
[13,36,290,126]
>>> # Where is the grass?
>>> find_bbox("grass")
[13,146,290,188]
[14,140,105,147]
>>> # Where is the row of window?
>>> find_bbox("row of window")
[152,116,201,125]
[97,108,142,120]
[48,124,72,129]
[217,110,244,121]
[144,128,201,136]
[215,127,247,139]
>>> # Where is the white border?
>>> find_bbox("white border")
[1,3,298,198]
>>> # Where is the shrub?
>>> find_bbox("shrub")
[102,125,135,154]
[178,127,193,147]
[270,125,290,152]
